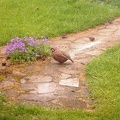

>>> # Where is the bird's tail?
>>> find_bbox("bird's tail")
[69,58,74,63]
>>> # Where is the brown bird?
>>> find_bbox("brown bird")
[62,33,67,39]
[88,37,95,41]
[51,48,74,64]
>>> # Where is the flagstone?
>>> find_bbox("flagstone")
[59,78,79,87]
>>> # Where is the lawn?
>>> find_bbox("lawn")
[0,0,120,45]
[0,0,120,119]
[0,44,120,120]
[86,43,120,120]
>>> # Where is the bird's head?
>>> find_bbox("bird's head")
[51,48,56,52]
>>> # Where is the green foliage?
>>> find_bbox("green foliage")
[86,44,120,119]
[6,37,51,63]
[0,93,7,105]
[91,0,120,7]
[92,0,119,2]
[0,0,120,45]
[9,50,36,62]
[0,44,120,120]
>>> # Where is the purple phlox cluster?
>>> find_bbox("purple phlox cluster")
[6,36,51,58]
[41,38,50,44]
[6,37,26,56]
[10,37,20,43]
[24,36,38,46]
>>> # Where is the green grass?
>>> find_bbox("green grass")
[86,43,120,119]
[0,0,120,45]
[92,0,120,8]
[0,0,120,119]
[0,44,120,120]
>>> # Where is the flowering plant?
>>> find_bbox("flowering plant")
[6,36,51,62]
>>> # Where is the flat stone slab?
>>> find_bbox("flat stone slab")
[41,66,61,77]
[81,86,90,98]
[60,73,71,79]
[18,93,56,102]
[5,76,16,82]
[59,68,79,74]
[3,88,18,97]
[36,82,56,93]
[21,84,36,90]
[21,75,52,83]
[20,79,26,84]
[56,90,78,98]
[0,81,14,90]
[59,78,79,87]
[59,97,87,109]
[12,71,26,76]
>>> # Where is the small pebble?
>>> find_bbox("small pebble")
[2,63,6,66]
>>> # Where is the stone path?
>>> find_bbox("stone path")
[0,17,120,110]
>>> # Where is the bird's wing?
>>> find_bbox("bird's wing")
[61,51,71,59]
[52,51,66,59]
[61,51,74,62]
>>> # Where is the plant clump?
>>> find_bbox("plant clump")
[6,37,51,62]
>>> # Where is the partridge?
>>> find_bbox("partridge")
[88,37,95,41]
[62,33,67,39]
[51,48,74,64]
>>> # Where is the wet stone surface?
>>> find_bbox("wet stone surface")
[18,93,56,102]
[59,97,87,109]
[59,78,79,87]
[60,73,71,79]
[0,17,120,110]
[21,83,36,91]
[22,75,53,83]
[3,88,19,98]
[81,86,90,98]
[37,82,56,93]
[0,81,14,90]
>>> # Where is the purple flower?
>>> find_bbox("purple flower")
[35,54,40,57]
[6,36,51,59]
[24,36,38,46]
[41,38,50,44]
[6,37,26,56]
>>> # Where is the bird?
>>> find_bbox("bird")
[108,20,112,24]
[61,33,67,39]
[51,48,74,64]
[88,37,95,41]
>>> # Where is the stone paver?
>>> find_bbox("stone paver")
[3,88,19,97]
[18,93,56,102]
[21,83,36,90]
[0,81,14,90]
[22,75,53,83]
[59,68,79,75]
[60,73,71,79]
[0,17,120,109]
[59,97,87,109]
[81,86,90,98]
[37,82,56,93]
[59,78,79,87]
